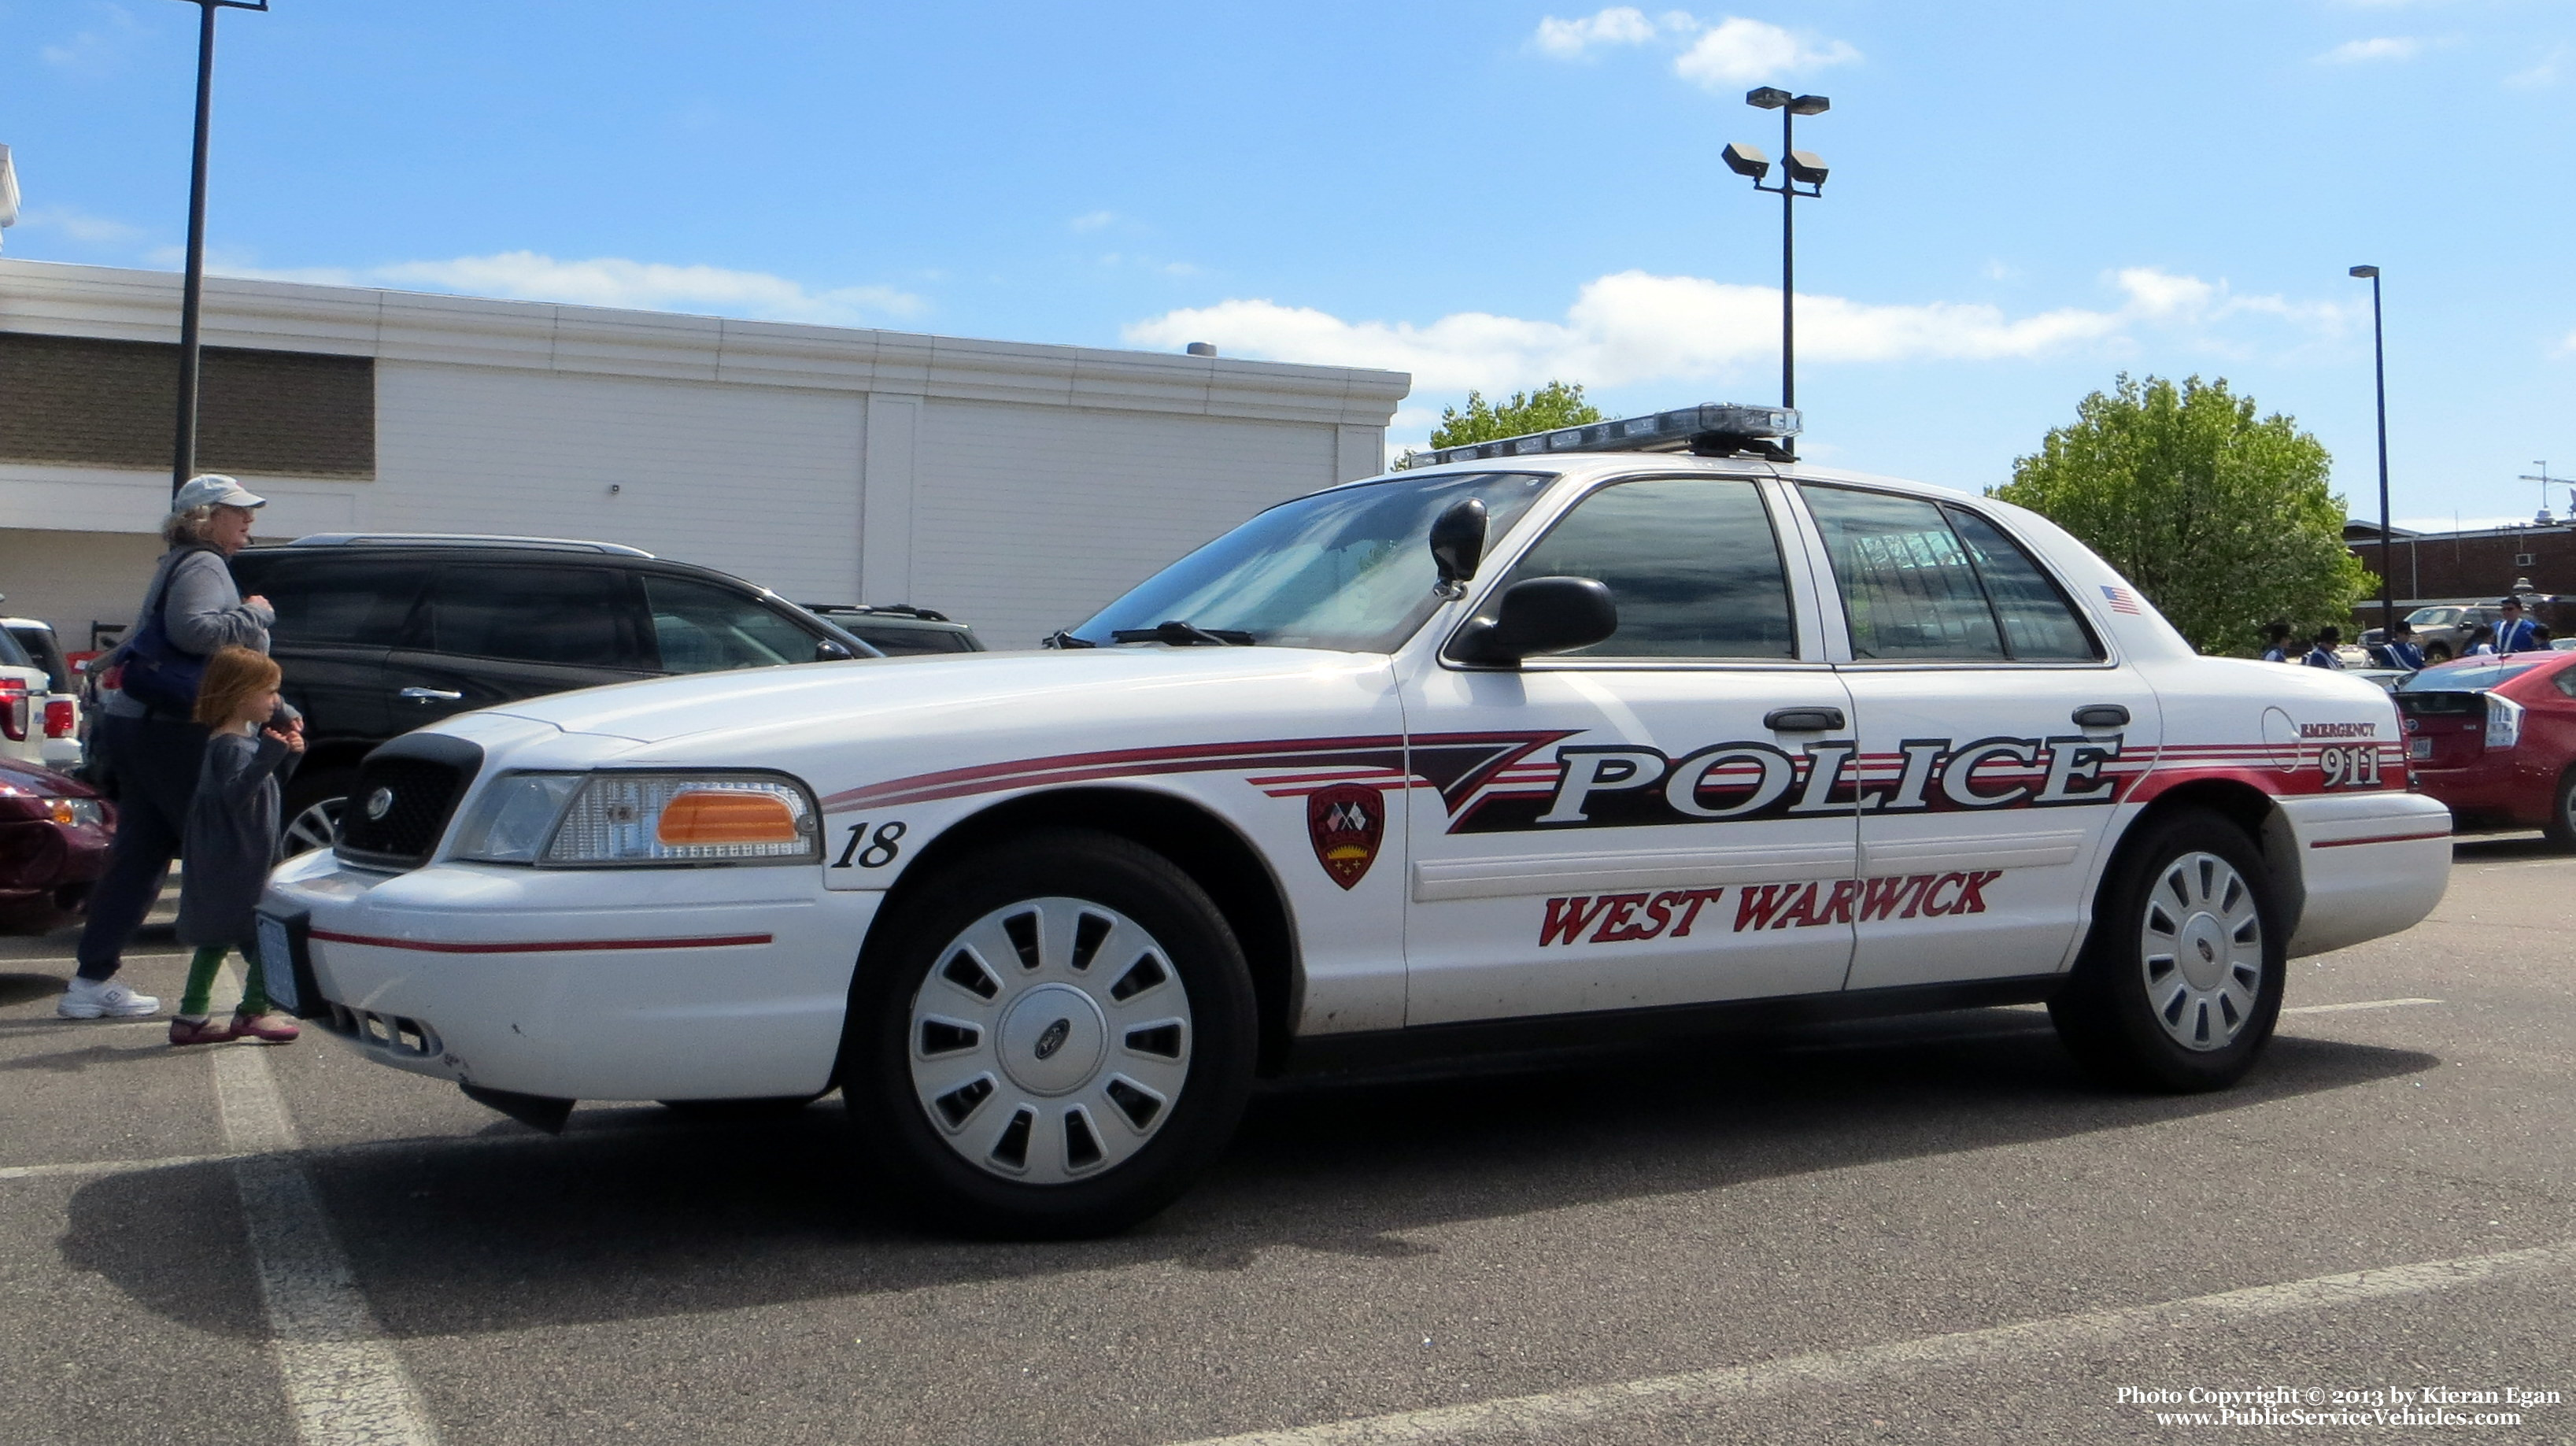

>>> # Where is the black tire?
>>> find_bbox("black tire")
[841,828,1257,1239]
[280,767,357,856]
[2423,642,2453,664]
[2545,768,2576,852]
[2050,810,2286,1092]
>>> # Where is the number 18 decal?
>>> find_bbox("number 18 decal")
[832,820,907,868]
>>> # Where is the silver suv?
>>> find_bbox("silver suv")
[2404,605,2500,664]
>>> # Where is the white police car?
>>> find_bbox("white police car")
[259,405,2451,1237]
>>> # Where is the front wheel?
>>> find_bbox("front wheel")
[2423,642,2453,664]
[280,768,355,856]
[841,829,1256,1238]
[2050,810,2286,1092]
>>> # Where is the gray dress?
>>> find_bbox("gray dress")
[176,731,292,949]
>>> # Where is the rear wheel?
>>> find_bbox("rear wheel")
[841,829,1256,1238]
[2051,811,2285,1092]
[2545,768,2576,851]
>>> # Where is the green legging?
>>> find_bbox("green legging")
[177,944,270,1019]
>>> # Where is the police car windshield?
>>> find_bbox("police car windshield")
[1069,472,1554,653]
[2397,660,2539,692]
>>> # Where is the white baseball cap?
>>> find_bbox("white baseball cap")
[171,474,266,513]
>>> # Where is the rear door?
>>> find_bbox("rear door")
[1401,472,1861,1024]
[1796,486,2160,990]
[380,563,653,730]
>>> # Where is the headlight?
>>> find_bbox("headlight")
[2485,693,2524,751]
[44,797,105,827]
[451,771,821,867]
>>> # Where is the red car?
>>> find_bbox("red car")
[0,754,113,934]
[2394,651,2576,846]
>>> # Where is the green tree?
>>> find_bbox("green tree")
[1395,381,1605,467]
[1992,375,2375,655]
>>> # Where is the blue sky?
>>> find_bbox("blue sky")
[6,1,2571,529]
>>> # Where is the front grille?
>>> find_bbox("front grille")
[336,736,482,870]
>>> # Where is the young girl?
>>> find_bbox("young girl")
[169,646,305,1046]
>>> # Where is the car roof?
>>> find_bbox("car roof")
[1340,453,1980,505]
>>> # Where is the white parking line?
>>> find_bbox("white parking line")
[1171,1239,2576,1446]
[213,1043,442,1446]
[2282,997,2442,1015]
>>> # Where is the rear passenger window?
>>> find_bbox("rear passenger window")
[1499,475,1798,659]
[1800,487,2101,663]
[249,560,428,647]
[426,565,638,668]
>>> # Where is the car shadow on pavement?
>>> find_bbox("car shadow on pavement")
[54,1007,2438,1341]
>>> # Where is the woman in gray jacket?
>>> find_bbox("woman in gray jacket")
[59,475,275,1019]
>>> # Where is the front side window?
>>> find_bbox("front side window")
[426,565,638,668]
[1801,486,2101,663]
[1068,472,1553,652]
[1493,475,1798,659]
[645,575,818,672]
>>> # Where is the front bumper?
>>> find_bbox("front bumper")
[261,849,884,1101]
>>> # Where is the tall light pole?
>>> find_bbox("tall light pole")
[2349,265,2393,639]
[169,0,269,497]
[1724,87,1829,461]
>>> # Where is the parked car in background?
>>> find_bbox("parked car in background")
[2395,651,2576,847]
[805,604,985,656]
[2403,605,2500,664]
[0,627,63,775]
[229,534,879,853]
[2,618,84,772]
[0,752,111,934]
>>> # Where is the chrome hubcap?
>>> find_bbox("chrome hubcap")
[2139,851,2263,1052]
[907,897,1190,1183]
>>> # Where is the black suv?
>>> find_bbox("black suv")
[229,534,874,852]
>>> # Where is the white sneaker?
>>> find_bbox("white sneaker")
[57,977,161,1019]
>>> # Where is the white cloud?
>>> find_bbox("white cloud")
[2318,36,2424,63]
[1674,17,1859,86]
[1532,7,1672,57]
[13,204,144,244]
[2507,46,2565,87]
[201,251,925,326]
[1125,268,2346,392]
[2553,329,2576,358]
[40,3,144,76]
[1069,209,1118,232]
[1532,10,1857,84]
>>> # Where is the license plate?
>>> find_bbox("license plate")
[254,912,300,1013]
[2408,738,2432,760]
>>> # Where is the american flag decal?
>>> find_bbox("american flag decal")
[2101,585,2142,616]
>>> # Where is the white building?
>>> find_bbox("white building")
[0,259,1406,651]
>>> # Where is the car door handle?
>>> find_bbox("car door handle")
[1764,706,1846,732]
[2072,704,2131,728]
[397,687,464,703]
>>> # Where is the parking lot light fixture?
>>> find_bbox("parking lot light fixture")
[1728,86,1831,459]
[2349,264,2393,638]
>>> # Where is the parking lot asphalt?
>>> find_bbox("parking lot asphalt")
[3,840,2570,1445]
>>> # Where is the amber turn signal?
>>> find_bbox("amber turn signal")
[656,790,800,845]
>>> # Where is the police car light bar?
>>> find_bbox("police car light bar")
[1412,404,1802,467]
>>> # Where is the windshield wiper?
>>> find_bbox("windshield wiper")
[1041,630,1096,649]
[1110,619,1257,647]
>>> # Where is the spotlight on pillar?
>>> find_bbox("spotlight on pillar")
[1745,87,1791,109]
[1720,141,1771,180]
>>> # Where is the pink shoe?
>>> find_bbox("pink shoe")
[231,1011,300,1044]
[168,1016,238,1046]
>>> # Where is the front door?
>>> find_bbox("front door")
[1402,473,1863,1025]
[1794,485,2161,991]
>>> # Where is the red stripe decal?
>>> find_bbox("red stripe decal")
[309,929,773,954]
[2308,831,2451,849]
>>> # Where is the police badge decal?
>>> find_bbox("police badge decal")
[1306,783,1384,889]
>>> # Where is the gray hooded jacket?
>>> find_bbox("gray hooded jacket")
[104,548,273,719]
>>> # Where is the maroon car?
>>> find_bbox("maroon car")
[2394,651,2576,847]
[0,755,113,934]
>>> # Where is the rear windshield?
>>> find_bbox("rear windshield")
[2396,661,2539,693]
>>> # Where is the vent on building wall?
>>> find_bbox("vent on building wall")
[0,332,375,479]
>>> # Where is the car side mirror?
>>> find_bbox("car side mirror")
[1428,497,1488,597]
[1447,576,1618,668]
[815,639,854,661]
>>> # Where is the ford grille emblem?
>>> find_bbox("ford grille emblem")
[364,786,394,821]
[1033,1018,1071,1060]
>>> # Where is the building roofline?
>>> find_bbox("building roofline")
[0,257,1410,427]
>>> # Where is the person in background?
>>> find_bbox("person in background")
[2302,626,2345,669]
[2376,619,2426,671]
[2536,625,2555,649]
[60,475,272,1020]
[2260,620,2293,663]
[2463,623,2499,656]
[168,646,301,1046]
[2493,597,2542,654]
